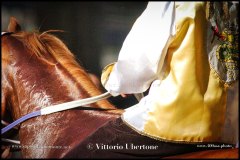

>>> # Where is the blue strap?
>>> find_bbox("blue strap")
[1,110,41,134]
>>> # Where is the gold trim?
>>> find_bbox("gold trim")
[216,45,239,64]
[120,116,222,145]
[208,62,237,88]
[101,62,116,87]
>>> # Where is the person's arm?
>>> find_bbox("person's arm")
[104,2,176,96]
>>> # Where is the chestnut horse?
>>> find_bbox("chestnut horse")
[1,17,122,158]
[1,17,238,159]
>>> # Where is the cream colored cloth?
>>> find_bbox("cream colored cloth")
[105,2,176,96]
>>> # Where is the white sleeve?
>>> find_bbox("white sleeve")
[105,2,176,95]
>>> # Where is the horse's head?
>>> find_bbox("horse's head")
[2,17,19,116]
[1,17,121,158]
[2,17,21,120]
[1,17,23,159]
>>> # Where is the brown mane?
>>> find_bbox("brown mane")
[11,30,113,108]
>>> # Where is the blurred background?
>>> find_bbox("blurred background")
[2,1,148,108]
[2,1,147,76]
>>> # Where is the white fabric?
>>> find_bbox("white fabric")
[122,79,163,132]
[105,2,176,95]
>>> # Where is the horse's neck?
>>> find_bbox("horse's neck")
[2,33,121,158]
[4,35,115,119]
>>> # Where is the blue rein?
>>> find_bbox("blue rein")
[1,92,112,135]
[1,110,41,134]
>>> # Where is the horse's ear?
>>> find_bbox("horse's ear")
[7,17,22,32]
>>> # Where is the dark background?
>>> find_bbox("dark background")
[2,1,148,108]
[2,1,147,76]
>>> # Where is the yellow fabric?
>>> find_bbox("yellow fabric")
[101,62,116,87]
[143,2,227,142]
[101,2,231,143]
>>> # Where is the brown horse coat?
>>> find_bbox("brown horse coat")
[2,17,121,158]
